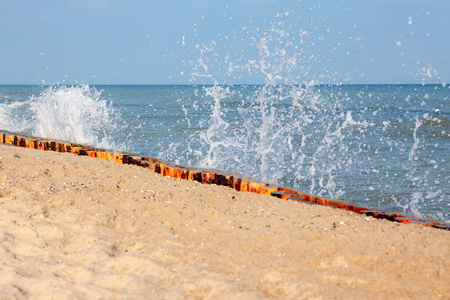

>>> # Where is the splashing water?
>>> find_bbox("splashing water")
[186,84,365,200]
[182,11,355,200]
[29,85,121,150]
[177,85,448,220]
[166,10,449,220]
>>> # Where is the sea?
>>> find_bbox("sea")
[0,84,449,221]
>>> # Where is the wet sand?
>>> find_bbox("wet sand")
[0,144,449,299]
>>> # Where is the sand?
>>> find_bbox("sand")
[0,144,449,299]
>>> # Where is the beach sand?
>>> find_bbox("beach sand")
[0,144,449,299]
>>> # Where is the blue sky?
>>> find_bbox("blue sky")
[0,0,448,85]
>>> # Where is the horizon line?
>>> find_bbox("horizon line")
[0,83,448,87]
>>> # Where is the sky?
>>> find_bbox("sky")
[0,0,448,85]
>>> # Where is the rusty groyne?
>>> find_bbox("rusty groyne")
[1,130,449,231]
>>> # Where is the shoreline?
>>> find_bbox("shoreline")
[0,139,449,298]
[1,130,449,229]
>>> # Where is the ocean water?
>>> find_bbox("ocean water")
[0,84,449,221]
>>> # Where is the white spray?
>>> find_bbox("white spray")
[29,85,119,149]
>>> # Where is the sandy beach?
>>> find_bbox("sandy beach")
[0,143,449,299]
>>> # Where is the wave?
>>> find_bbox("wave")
[28,85,122,150]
